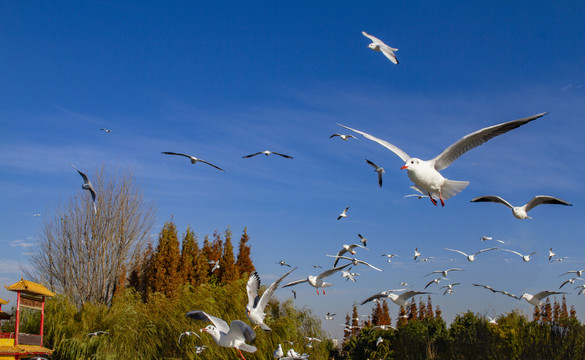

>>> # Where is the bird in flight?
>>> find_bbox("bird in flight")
[362,31,399,65]
[365,159,385,188]
[99,128,112,133]
[444,247,498,262]
[337,206,350,220]
[242,150,293,159]
[339,112,546,206]
[70,163,97,215]
[161,152,225,171]
[329,133,357,141]
[470,195,571,219]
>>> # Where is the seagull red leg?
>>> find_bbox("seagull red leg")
[236,348,246,360]
[439,191,445,207]
[316,288,319,295]
[428,193,438,206]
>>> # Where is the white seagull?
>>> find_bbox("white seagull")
[161,152,225,171]
[99,128,112,133]
[186,310,256,360]
[444,247,498,262]
[282,263,352,295]
[339,113,546,206]
[486,316,498,325]
[177,331,200,345]
[276,260,292,267]
[358,233,368,247]
[560,277,584,289]
[337,206,350,220]
[365,159,385,188]
[548,248,556,261]
[382,253,398,263]
[425,268,464,277]
[70,163,97,214]
[376,336,384,346]
[246,267,297,332]
[326,255,382,272]
[273,344,284,359]
[341,267,360,282]
[362,31,399,64]
[209,259,220,272]
[424,277,449,289]
[470,195,572,219]
[329,133,357,141]
[562,269,585,277]
[413,248,421,261]
[243,150,293,159]
[501,249,537,262]
[440,283,461,295]
[521,291,566,307]
[331,243,368,266]
[361,290,431,307]
[481,236,505,244]
[575,284,585,295]
[324,312,336,320]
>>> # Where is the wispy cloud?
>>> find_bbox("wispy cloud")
[9,239,35,249]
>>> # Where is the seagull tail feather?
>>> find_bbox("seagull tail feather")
[441,180,470,200]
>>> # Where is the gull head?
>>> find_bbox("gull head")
[368,43,379,51]
[401,158,422,171]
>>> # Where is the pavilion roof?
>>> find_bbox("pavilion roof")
[5,278,55,297]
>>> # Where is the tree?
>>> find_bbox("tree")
[28,167,155,306]
[219,228,239,283]
[179,227,198,286]
[235,227,255,276]
[150,220,182,297]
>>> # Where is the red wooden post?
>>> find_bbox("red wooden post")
[40,295,45,339]
[14,291,21,346]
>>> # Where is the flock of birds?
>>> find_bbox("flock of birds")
[64,31,577,360]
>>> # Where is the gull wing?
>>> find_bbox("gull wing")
[470,195,514,210]
[473,283,498,293]
[432,113,546,171]
[533,290,566,301]
[70,163,90,184]
[444,248,468,257]
[399,290,432,301]
[198,159,225,171]
[318,263,352,280]
[365,159,380,169]
[246,272,261,309]
[337,124,411,162]
[282,278,308,288]
[186,310,230,334]
[271,151,294,159]
[355,259,382,272]
[362,31,383,44]
[243,152,263,158]
[525,196,572,212]
[475,247,498,255]
[227,320,256,344]
[161,151,193,159]
[258,267,297,311]
[379,46,398,64]
[501,249,523,257]
[360,292,388,305]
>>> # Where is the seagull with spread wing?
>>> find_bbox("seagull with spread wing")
[161,152,225,171]
[365,159,385,188]
[243,150,293,159]
[521,291,567,307]
[331,243,368,266]
[325,254,382,272]
[246,267,297,332]
[339,113,546,206]
[361,289,430,307]
[282,263,351,295]
[501,249,537,262]
[70,163,97,214]
[362,31,399,64]
[425,268,464,277]
[186,310,256,360]
[470,195,571,219]
[445,247,498,262]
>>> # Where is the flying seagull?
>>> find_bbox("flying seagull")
[339,113,546,206]
[381,253,398,263]
[325,254,382,272]
[186,310,256,360]
[70,163,97,214]
[99,128,112,133]
[424,277,448,289]
[548,248,556,261]
[161,152,225,171]
[521,291,566,307]
[425,268,463,277]
[276,260,292,267]
[337,206,350,220]
[246,267,297,332]
[329,133,357,141]
[331,243,368,266]
[441,283,461,295]
[362,31,399,64]
[562,269,585,277]
[361,290,430,307]
[209,259,220,272]
[470,195,571,219]
[413,248,421,261]
[365,159,385,188]
[177,331,200,345]
[481,236,505,244]
[501,249,537,262]
[358,233,368,247]
[243,150,293,159]
[444,247,498,262]
[282,263,352,295]
[559,277,584,289]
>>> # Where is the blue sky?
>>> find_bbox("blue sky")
[1,1,585,342]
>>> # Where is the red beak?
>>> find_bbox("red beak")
[400,165,408,170]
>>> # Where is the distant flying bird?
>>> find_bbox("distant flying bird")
[324,312,336,320]
[416,256,437,263]
[441,283,461,295]
[425,268,464,277]
[341,267,360,282]
[194,346,207,354]
[548,248,556,261]
[559,277,584,289]
[33,214,41,217]
[470,195,572,219]
[99,128,112,133]
[276,260,292,267]
[551,257,569,263]
[472,283,520,300]
[70,163,97,214]
[444,247,498,262]
[361,290,431,307]
[209,260,220,272]
[243,150,293,159]
[424,277,449,289]
[339,112,546,206]
[486,316,498,325]
[376,336,384,346]
[312,265,323,268]
[403,193,430,200]
[370,324,395,331]
[365,159,385,188]
[329,133,357,141]
[562,269,585,277]
[413,248,421,261]
[331,243,368,266]
[246,267,296,332]
[501,249,537,262]
[290,290,296,299]
[381,253,398,263]
[161,152,225,171]
[86,330,108,336]
[282,263,352,295]
[481,236,505,244]
[575,285,585,295]
[186,310,256,360]
[521,291,566,307]
[337,206,350,220]
[325,255,382,272]
[362,31,399,64]
[178,331,200,345]
[358,233,368,247]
